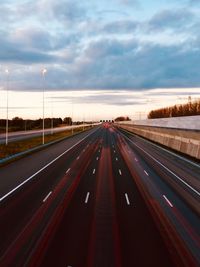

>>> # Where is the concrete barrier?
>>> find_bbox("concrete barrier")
[117,123,200,160]
[122,115,200,130]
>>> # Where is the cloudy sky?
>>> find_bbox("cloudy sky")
[0,0,200,120]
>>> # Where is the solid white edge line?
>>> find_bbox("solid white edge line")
[121,132,200,198]
[121,128,200,170]
[0,129,98,202]
[163,195,173,208]
[43,191,52,203]
[144,170,149,176]
[119,169,122,175]
[85,192,90,204]
[125,193,130,205]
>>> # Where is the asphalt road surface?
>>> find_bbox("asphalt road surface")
[0,123,199,267]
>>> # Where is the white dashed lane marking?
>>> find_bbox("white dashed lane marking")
[66,168,71,174]
[43,191,52,203]
[85,192,90,204]
[125,193,130,205]
[163,195,173,208]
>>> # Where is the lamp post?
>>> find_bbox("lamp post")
[5,69,9,145]
[71,98,74,135]
[51,92,53,135]
[71,96,74,135]
[42,68,47,145]
[0,65,1,106]
[82,104,85,131]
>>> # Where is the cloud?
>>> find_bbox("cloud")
[51,92,146,106]
[0,33,56,64]
[10,27,77,52]
[3,36,200,92]
[118,0,140,7]
[11,28,55,51]
[0,49,55,64]
[0,25,80,65]
[101,20,139,34]
[0,1,37,26]
[0,0,86,66]
[0,0,87,29]
[83,38,138,59]
[39,0,87,26]
[66,39,199,90]
[0,0,200,94]
[47,88,200,112]
[189,0,200,5]
[148,8,195,32]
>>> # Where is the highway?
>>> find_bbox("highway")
[0,123,199,266]
[0,123,97,144]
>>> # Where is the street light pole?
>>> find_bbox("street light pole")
[82,105,85,131]
[0,65,1,117]
[51,93,53,135]
[5,69,9,145]
[42,68,47,145]
[71,99,74,135]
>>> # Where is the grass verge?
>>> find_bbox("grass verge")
[0,126,92,160]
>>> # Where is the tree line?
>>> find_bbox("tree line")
[0,116,72,132]
[148,100,200,119]
[114,116,131,121]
